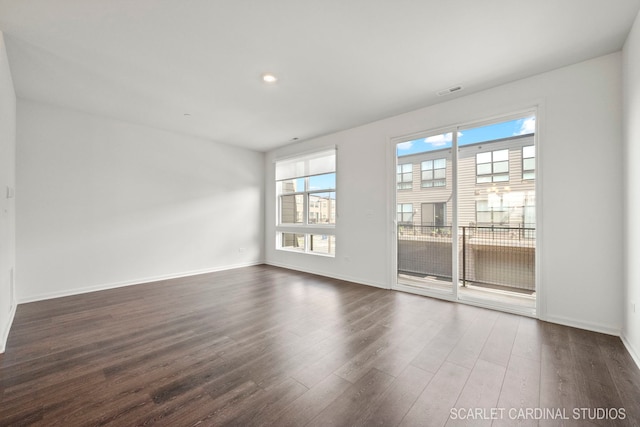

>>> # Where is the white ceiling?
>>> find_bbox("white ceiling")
[1,0,639,152]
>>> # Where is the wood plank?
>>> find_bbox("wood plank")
[597,334,640,425]
[400,361,471,427]
[446,310,498,369]
[478,312,519,367]
[1,265,639,426]
[274,374,352,427]
[493,354,540,427]
[446,359,506,427]
[360,364,433,427]
[306,368,395,427]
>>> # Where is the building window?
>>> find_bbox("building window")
[522,145,535,180]
[476,197,508,226]
[275,148,336,256]
[397,203,413,225]
[310,234,335,255]
[476,149,509,183]
[421,158,446,188]
[397,163,412,190]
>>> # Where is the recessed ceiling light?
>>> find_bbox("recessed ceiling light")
[262,73,278,83]
[183,113,191,117]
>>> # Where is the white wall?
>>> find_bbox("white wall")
[266,52,623,335]
[0,32,16,353]
[623,10,640,366]
[16,99,264,302]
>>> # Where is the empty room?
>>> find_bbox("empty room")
[2,1,640,426]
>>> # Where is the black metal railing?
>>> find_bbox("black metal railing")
[398,224,535,293]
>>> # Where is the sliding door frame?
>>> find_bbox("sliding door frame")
[388,107,542,318]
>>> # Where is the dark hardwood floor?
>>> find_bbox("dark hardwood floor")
[1,265,639,426]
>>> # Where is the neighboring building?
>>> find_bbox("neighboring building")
[397,133,535,230]
[396,133,536,292]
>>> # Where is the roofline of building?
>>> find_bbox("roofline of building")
[397,132,535,159]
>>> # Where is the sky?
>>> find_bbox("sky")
[397,116,535,156]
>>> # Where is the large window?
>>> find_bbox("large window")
[397,163,413,190]
[421,159,446,187]
[476,149,509,183]
[275,148,336,256]
[522,145,535,180]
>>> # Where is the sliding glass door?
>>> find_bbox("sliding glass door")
[394,113,537,315]
[395,131,457,296]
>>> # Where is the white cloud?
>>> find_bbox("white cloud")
[516,117,536,135]
[397,141,413,150]
[424,131,462,147]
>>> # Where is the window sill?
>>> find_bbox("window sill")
[276,248,335,258]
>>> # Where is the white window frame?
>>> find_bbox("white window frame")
[275,147,336,257]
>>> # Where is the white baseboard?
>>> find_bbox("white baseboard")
[17,261,264,304]
[621,333,640,371]
[265,261,388,290]
[543,313,621,336]
[0,300,17,354]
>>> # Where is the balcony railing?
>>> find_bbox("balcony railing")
[398,224,535,293]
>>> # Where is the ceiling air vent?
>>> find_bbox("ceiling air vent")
[437,85,463,97]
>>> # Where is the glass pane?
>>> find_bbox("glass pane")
[402,204,413,213]
[493,149,509,162]
[459,115,536,312]
[403,172,412,182]
[477,212,492,223]
[493,161,509,173]
[477,163,492,175]
[504,192,525,207]
[523,171,535,180]
[397,131,454,294]
[309,173,336,191]
[310,234,335,255]
[278,177,305,194]
[308,192,335,224]
[523,158,535,171]
[397,132,452,156]
[281,233,305,251]
[477,152,492,164]
[496,210,509,224]
[279,194,304,224]
[487,193,503,208]
[523,145,535,158]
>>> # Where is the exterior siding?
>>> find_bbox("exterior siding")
[396,133,536,291]
[397,134,535,228]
